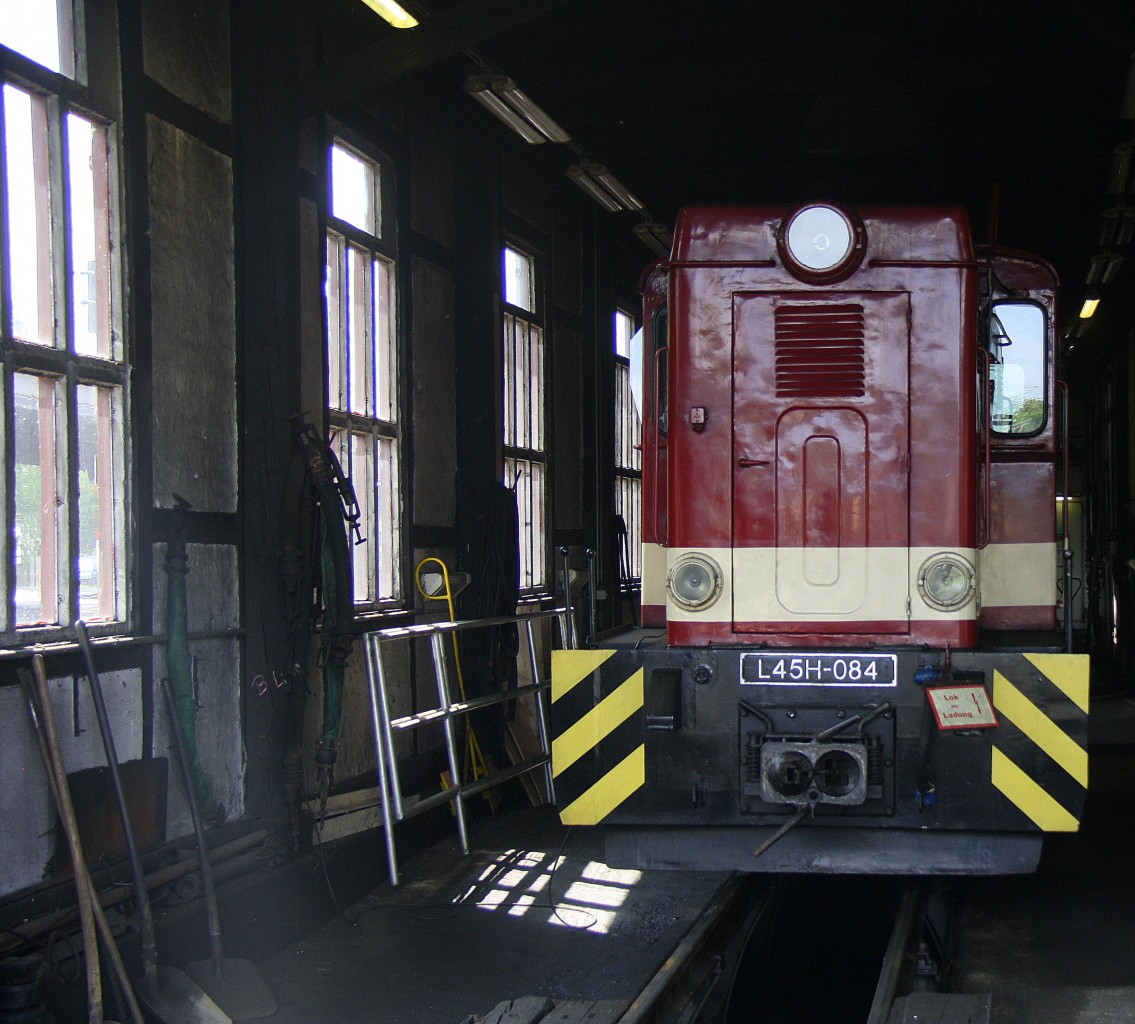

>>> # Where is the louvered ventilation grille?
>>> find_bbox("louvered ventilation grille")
[775,304,866,397]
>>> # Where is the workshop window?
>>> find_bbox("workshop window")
[327,139,402,606]
[614,309,641,584]
[0,0,76,77]
[502,245,547,595]
[2,79,126,632]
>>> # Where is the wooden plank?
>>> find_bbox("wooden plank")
[504,722,543,807]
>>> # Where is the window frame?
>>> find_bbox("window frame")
[613,306,642,587]
[500,240,549,598]
[0,61,129,640]
[988,299,1048,439]
[324,131,405,612]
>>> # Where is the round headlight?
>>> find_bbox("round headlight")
[666,554,724,611]
[917,553,976,612]
[779,203,864,280]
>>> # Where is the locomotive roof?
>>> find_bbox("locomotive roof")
[672,204,974,265]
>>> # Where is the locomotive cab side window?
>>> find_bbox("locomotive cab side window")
[988,301,1046,436]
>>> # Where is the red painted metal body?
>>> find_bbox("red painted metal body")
[640,205,1059,648]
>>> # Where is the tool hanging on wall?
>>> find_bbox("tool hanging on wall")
[414,558,493,804]
[281,415,362,825]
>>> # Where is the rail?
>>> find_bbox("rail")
[362,607,573,885]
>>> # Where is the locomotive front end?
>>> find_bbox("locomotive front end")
[552,203,1089,875]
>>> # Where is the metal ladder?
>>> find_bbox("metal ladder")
[362,607,573,884]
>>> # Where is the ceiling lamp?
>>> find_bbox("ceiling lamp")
[359,0,418,29]
[633,221,673,257]
[566,162,643,212]
[1117,207,1135,246]
[1108,142,1133,196]
[464,75,571,145]
[1085,252,1124,285]
[1079,294,1100,320]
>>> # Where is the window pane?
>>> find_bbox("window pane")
[332,429,401,606]
[346,243,373,416]
[326,235,345,411]
[331,143,376,234]
[373,257,395,423]
[77,384,122,621]
[502,312,544,453]
[0,0,68,75]
[4,85,54,346]
[503,312,517,447]
[375,434,401,601]
[615,476,642,582]
[990,302,1046,435]
[68,115,114,358]
[529,322,543,452]
[615,361,642,471]
[334,430,374,604]
[506,456,545,592]
[614,310,634,359]
[503,247,534,312]
[14,373,62,626]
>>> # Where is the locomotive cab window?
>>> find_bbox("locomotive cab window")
[988,301,1046,435]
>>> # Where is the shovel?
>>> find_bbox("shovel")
[76,621,232,1024]
[160,677,277,1020]
[19,653,139,1024]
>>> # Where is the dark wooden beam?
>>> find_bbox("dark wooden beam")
[298,0,574,118]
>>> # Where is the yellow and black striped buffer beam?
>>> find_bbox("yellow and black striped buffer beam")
[551,650,646,825]
[990,653,1089,831]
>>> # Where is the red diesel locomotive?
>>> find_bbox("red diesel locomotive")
[551,202,1089,874]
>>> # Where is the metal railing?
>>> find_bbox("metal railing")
[362,607,573,884]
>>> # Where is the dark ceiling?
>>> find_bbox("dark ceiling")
[327,0,1135,322]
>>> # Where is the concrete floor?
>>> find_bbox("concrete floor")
[248,695,1135,1024]
[953,694,1135,1022]
[256,807,730,1024]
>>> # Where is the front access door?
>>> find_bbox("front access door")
[731,292,911,634]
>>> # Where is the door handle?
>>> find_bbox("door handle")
[737,457,770,467]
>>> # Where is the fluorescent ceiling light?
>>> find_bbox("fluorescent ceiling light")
[492,79,571,144]
[590,166,643,211]
[359,0,418,28]
[1079,296,1100,319]
[464,75,570,145]
[649,222,673,248]
[634,221,674,257]
[633,223,669,257]
[567,162,643,212]
[567,164,624,211]
[1108,142,1132,195]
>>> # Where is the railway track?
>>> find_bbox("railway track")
[620,876,947,1024]
[471,875,958,1024]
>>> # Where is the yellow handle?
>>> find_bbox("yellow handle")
[413,557,490,785]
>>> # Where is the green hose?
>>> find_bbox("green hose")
[317,513,344,762]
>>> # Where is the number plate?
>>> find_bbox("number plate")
[741,653,897,687]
